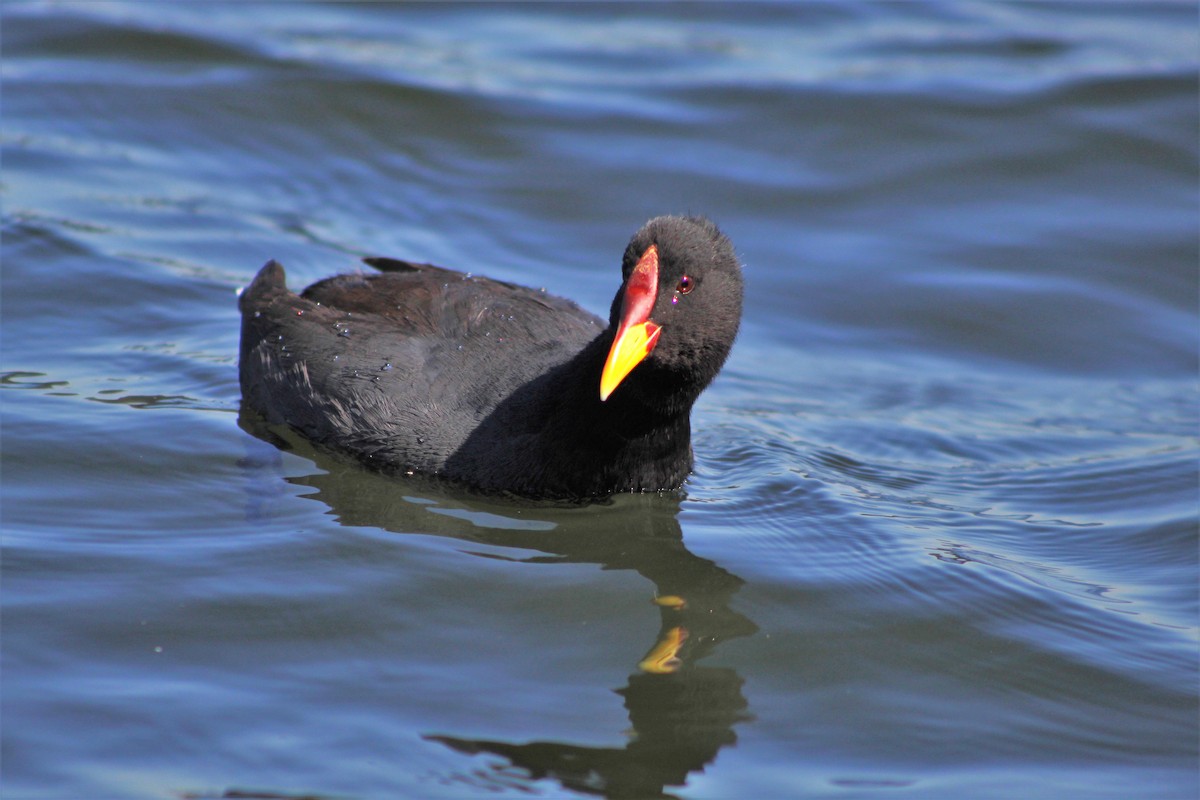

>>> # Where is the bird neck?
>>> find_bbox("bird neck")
[533,334,697,495]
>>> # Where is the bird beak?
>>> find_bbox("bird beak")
[600,244,661,401]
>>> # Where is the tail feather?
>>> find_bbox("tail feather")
[239,259,289,312]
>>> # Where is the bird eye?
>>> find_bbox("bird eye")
[676,275,694,294]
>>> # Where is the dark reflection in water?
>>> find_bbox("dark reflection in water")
[429,668,750,799]
[240,409,757,798]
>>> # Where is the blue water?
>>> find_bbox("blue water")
[2,3,1197,799]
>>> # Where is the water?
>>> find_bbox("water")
[3,3,1197,798]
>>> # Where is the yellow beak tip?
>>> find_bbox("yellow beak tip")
[598,321,661,402]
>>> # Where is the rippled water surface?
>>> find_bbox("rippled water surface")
[3,3,1197,799]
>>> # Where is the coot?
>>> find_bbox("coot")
[238,215,743,499]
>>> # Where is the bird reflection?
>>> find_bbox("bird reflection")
[430,665,749,799]
[239,411,757,799]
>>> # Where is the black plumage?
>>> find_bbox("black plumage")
[238,215,743,499]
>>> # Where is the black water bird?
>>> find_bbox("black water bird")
[238,215,743,499]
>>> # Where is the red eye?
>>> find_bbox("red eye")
[676,275,693,294]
